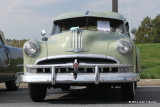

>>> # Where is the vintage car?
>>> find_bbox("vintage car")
[0,30,23,91]
[19,11,140,102]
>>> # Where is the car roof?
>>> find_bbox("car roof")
[54,11,126,22]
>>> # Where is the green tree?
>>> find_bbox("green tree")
[136,15,160,43]
[135,16,152,43]
[6,39,28,48]
[151,15,160,43]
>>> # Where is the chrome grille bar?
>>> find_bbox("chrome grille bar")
[26,63,132,68]
[71,29,83,49]
[51,67,56,85]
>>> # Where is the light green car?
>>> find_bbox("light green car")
[19,11,140,102]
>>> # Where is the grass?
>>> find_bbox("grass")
[136,43,160,79]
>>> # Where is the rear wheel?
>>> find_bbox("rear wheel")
[5,75,20,91]
[121,82,135,101]
[28,84,47,102]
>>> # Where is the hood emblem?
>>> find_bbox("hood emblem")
[66,27,88,53]
[73,59,78,79]
[73,59,79,69]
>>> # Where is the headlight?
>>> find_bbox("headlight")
[117,40,132,54]
[24,41,40,56]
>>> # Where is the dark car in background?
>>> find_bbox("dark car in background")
[0,30,23,91]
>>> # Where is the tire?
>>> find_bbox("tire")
[5,75,20,91]
[28,84,47,102]
[121,82,135,101]
[134,82,137,89]
[61,86,70,91]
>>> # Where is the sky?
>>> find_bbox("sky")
[0,0,160,40]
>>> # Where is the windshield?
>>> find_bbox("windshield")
[52,17,124,35]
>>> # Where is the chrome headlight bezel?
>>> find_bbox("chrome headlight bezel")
[116,40,132,54]
[24,41,40,56]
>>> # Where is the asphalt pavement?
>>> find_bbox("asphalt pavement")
[0,86,160,107]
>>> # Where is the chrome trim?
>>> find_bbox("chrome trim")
[79,63,131,68]
[21,62,134,85]
[76,30,78,48]
[109,67,112,72]
[66,68,69,72]
[35,57,47,64]
[84,68,87,72]
[43,68,45,73]
[66,48,88,53]
[66,28,87,53]
[19,73,140,83]
[35,54,120,64]
[71,30,75,48]
[80,31,82,48]
[23,41,40,57]
[27,63,73,68]
[26,63,131,68]
[101,68,103,72]
[95,66,99,84]
[51,67,56,85]
[116,40,133,54]
[19,63,139,84]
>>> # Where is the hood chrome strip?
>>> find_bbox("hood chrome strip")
[66,28,88,53]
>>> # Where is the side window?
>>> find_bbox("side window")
[52,24,61,35]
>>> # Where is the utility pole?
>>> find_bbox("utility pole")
[112,0,118,13]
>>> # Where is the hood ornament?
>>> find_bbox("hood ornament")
[73,59,78,79]
[66,27,88,53]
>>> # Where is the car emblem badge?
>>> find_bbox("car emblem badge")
[73,59,78,79]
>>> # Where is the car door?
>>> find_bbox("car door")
[0,37,10,81]
[0,38,9,67]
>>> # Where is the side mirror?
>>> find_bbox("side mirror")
[131,28,137,35]
[41,30,47,36]
[42,37,48,41]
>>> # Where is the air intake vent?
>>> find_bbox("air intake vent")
[37,57,117,65]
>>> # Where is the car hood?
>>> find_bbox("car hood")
[47,30,126,57]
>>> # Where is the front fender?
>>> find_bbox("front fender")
[136,47,141,73]
[107,39,136,73]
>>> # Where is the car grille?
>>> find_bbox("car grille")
[36,68,118,73]
[36,57,118,73]
[37,58,117,65]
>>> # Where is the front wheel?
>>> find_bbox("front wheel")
[5,75,20,91]
[28,84,47,102]
[121,82,135,101]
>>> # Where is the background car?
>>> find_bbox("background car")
[20,11,140,102]
[0,30,23,91]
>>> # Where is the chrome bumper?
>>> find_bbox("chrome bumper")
[19,63,140,84]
